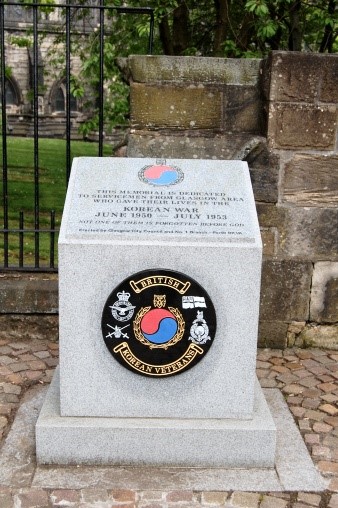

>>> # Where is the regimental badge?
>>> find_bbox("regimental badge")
[101,269,217,378]
[109,291,135,322]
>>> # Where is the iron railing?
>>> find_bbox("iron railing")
[0,1,154,271]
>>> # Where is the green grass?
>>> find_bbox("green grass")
[0,137,111,267]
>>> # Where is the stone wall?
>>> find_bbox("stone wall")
[121,52,338,349]
[1,51,337,349]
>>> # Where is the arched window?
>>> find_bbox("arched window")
[5,78,19,106]
[51,81,77,113]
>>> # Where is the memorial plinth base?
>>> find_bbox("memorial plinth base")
[36,369,276,468]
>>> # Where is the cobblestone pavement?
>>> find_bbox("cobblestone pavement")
[1,338,338,507]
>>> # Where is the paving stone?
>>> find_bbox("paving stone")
[0,416,8,429]
[50,489,81,506]
[8,342,28,350]
[256,361,272,369]
[290,407,306,418]
[322,394,338,403]
[44,357,59,367]
[312,445,331,459]
[259,378,278,388]
[28,360,47,371]
[166,490,197,503]
[0,403,12,415]
[293,369,311,379]
[320,404,338,415]
[230,491,260,507]
[260,495,288,508]
[285,395,303,406]
[0,487,13,508]
[0,356,16,365]
[299,419,312,431]
[0,366,14,376]
[14,489,50,508]
[317,460,338,474]
[318,375,335,383]
[297,350,313,360]
[19,354,37,362]
[276,373,299,384]
[80,488,110,503]
[297,492,322,506]
[283,384,304,395]
[304,433,320,444]
[299,377,320,388]
[313,421,333,433]
[269,357,285,365]
[24,371,43,381]
[111,490,137,503]
[0,347,13,355]
[304,409,326,421]
[10,362,29,373]
[138,492,164,502]
[318,383,337,393]
[329,493,338,508]
[3,383,21,395]
[325,417,338,427]
[329,477,338,492]
[201,491,228,505]
[308,366,327,376]
[33,351,50,359]
[5,373,23,384]
[272,366,289,374]
[324,435,338,447]
[302,398,320,410]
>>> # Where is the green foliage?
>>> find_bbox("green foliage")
[13,0,336,136]
[8,35,32,48]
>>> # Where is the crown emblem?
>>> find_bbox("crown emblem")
[117,291,131,302]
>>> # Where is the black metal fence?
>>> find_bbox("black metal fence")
[0,1,154,271]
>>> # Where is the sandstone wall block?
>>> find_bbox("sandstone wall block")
[311,262,338,323]
[258,321,288,348]
[297,325,338,350]
[260,260,312,321]
[268,103,336,150]
[280,208,338,260]
[245,143,279,203]
[283,154,338,207]
[256,203,286,229]
[130,83,222,130]
[127,132,259,160]
[0,274,58,314]
[224,85,263,134]
[126,55,262,85]
[260,229,277,257]
[321,57,338,103]
[0,314,58,341]
[268,52,331,103]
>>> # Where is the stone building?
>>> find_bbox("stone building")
[2,2,97,138]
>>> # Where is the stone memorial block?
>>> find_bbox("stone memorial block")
[36,157,276,466]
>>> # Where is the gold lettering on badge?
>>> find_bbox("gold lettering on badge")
[129,275,191,294]
[113,342,203,376]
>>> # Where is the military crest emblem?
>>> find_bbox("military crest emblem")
[101,269,217,378]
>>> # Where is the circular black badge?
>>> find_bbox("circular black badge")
[101,269,216,378]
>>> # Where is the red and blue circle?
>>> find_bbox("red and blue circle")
[140,308,178,345]
[140,164,182,186]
